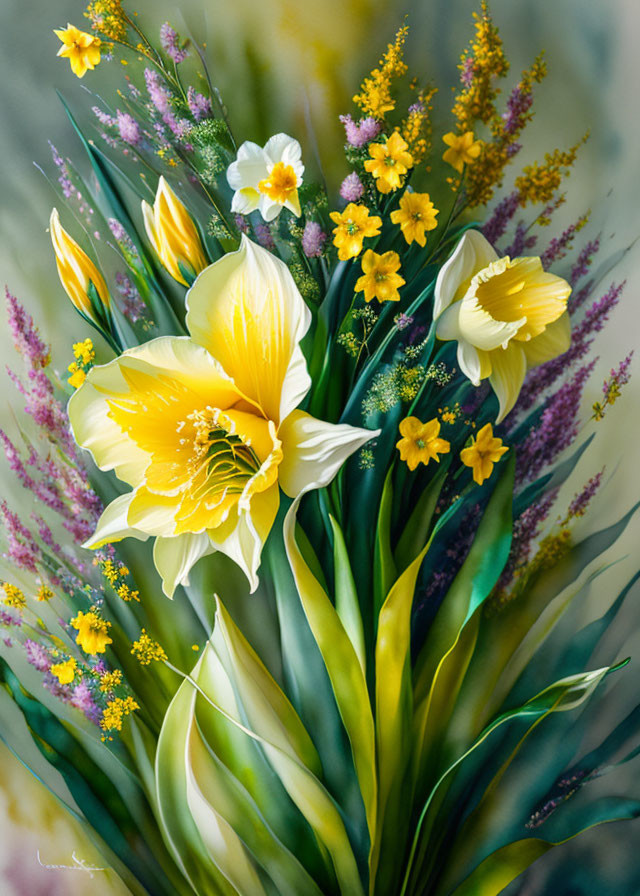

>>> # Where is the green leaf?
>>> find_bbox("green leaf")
[283,501,375,890]
[394,463,448,573]
[412,455,515,785]
[373,469,398,622]
[330,514,366,674]
[400,662,627,896]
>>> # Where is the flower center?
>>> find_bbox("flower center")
[416,438,426,449]
[472,257,528,323]
[258,162,298,203]
[186,408,261,495]
[385,157,397,167]
[375,271,388,282]
[346,220,360,235]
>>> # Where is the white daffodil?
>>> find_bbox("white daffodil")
[434,229,572,422]
[226,133,304,221]
[69,237,377,597]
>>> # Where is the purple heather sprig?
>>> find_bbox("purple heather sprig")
[340,172,365,202]
[187,86,212,121]
[301,221,327,258]
[339,114,382,148]
[160,23,189,64]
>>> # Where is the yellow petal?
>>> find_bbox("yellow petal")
[83,493,148,549]
[522,311,571,367]
[207,483,280,592]
[186,236,312,423]
[488,341,527,423]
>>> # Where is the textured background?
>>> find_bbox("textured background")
[0,0,638,892]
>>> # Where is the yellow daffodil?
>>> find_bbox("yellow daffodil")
[54,24,101,79]
[364,132,414,193]
[442,131,483,173]
[390,191,439,247]
[330,203,382,261]
[50,658,77,685]
[460,423,508,485]
[71,610,113,655]
[226,134,304,221]
[142,177,209,287]
[434,230,572,421]
[69,237,378,597]
[355,249,405,302]
[396,416,450,470]
[49,208,109,321]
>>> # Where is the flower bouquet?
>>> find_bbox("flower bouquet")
[1,2,638,894]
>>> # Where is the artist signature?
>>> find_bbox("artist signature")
[36,850,107,878]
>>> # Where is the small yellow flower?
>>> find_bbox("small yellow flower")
[396,417,451,471]
[50,658,77,685]
[71,610,113,655]
[101,695,139,732]
[390,191,439,247]
[50,209,109,323]
[99,669,123,693]
[36,585,54,602]
[364,132,414,194]
[54,24,101,79]
[330,203,382,261]
[141,177,208,286]
[442,131,483,173]
[3,583,26,610]
[131,629,167,665]
[355,250,405,303]
[460,422,508,485]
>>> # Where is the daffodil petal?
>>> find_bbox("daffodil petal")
[207,484,280,592]
[263,134,303,176]
[522,310,571,367]
[433,229,498,319]
[153,533,215,598]
[435,300,462,341]
[83,493,149,549]
[456,341,489,387]
[231,187,260,216]
[458,299,525,351]
[489,341,527,423]
[278,410,380,498]
[226,141,268,191]
[68,336,240,487]
[258,195,284,222]
[186,236,312,423]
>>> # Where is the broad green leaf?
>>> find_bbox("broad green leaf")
[373,469,398,621]
[372,540,430,893]
[400,662,626,896]
[330,514,367,674]
[447,796,640,896]
[412,456,515,784]
[212,597,365,896]
[283,500,376,888]
[394,463,448,574]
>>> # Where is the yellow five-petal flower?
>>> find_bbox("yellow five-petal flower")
[365,132,414,194]
[330,203,382,261]
[69,237,378,597]
[442,131,483,173]
[396,416,450,470]
[460,422,508,485]
[355,249,405,303]
[390,191,439,247]
[54,24,101,79]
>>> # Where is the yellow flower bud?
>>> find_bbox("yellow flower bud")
[141,177,208,286]
[49,208,109,322]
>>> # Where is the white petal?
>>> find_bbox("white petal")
[258,194,284,222]
[523,311,571,367]
[433,230,498,319]
[230,188,260,215]
[153,532,214,598]
[263,133,302,168]
[278,410,380,499]
[489,342,527,422]
[83,492,149,549]
[186,236,312,423]
[207,484,280,593]
[456,340,488,387]
[226,141,268,191]
[435,300,462,341]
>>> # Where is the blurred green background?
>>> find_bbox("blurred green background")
[0,0,638,892]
